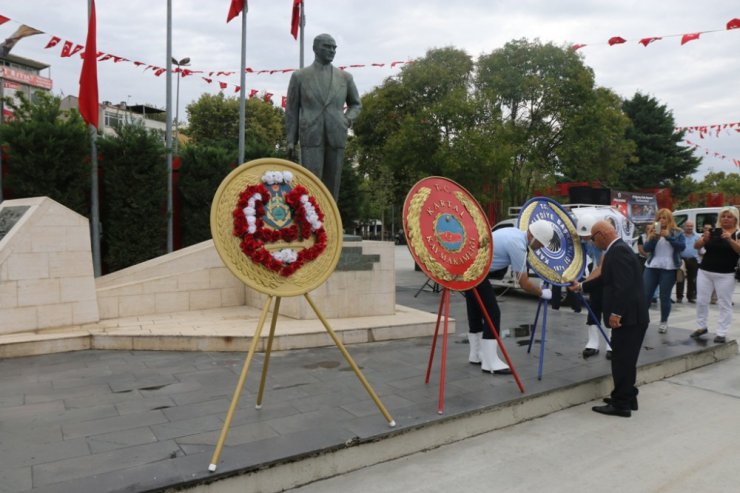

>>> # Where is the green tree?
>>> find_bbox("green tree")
[683,172,740,206]
[0,91,90,215]
[618,92,700,189]
[476,39,632,207]
[97,123,166,272]
[184,93,286,160]
[353,47,495,213]
[178,143,236,246]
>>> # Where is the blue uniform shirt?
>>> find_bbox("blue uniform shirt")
[490,228,528,273]
[680,232,701,259]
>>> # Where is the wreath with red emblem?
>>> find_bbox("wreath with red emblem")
[232,175,327,277]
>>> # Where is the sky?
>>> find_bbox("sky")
[2,0,739,179]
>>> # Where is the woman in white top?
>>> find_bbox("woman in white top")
[641,209,686,333]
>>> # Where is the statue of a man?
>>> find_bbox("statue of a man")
[285,33,361,200]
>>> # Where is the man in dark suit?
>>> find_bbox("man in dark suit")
[569,220,649,417]
[285,33,362,200]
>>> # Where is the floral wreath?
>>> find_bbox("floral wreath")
[232,170,327,277]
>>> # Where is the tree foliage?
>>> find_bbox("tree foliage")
[0,91,90,215]
[618,93,700,189]
[185,93,286,160]
[353,47,493,205]
[352,40,635,218]
[475,39,632,205]
[97,123,166,272]
[178,143,236,246]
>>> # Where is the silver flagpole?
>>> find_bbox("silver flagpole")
[237,0,248,165]
[165,0,174,252]
[0,71,4,203]
[299,1,305,68]
[88,0,101,276]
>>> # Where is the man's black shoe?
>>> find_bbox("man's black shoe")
[714,335,727,344]
[605,350,613,360]
[603,397,638,411]
[592,404,631,417]
[582,348,599,358]
[492,368,512,375]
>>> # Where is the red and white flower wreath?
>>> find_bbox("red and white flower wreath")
[232,171,328,277]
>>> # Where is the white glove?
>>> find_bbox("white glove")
[540,288,552,301]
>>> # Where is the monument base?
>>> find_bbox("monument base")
[244,240,395,319]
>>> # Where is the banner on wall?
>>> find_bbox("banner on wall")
[610,190,657,224]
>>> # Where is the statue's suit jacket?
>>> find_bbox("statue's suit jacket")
[285,62,361,149]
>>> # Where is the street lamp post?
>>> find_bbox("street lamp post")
[171,56,190,155]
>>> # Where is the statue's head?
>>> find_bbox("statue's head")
[313,34,337,65]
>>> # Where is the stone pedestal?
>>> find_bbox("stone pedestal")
[0,197,99,334]
[244,239,395,319]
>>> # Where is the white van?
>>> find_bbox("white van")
[672,207,723,230]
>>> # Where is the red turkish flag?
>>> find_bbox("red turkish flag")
[79,0,99,128]
[681,33,700,45]
[61,41,84,57]
[45,36,61,49]
[281,96,287,108]
[727,18,740,30]
[249,89,258,98]
[638,37,661,47]
[571,43,586,51]
[608,36,627,46]
[227,0,244,23]
[291,0,303,39]
[264,92,273,103]
[0,15,10,26]
[219,81,228,89]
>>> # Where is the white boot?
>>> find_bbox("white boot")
[480,339,511,374]
[467,332,482,364]
[586,325,600,350]
[582,325,601,357]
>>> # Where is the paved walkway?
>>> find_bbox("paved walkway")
[0,245,737,493]
[289,353,740,493]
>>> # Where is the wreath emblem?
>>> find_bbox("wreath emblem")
[232,171,328,277]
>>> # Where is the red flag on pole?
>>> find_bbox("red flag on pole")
[227,0,244,23]
[79,0,99,129]
[291,0,303,39]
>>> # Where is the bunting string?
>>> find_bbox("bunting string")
[0,13,412,108]
[676,122,740,139]
[685,139,740,169]
[2,13,740,113]
[571,17,740,50]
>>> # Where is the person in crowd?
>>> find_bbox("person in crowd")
[574,214,611,359]
[700,224,718,304]
[641,208,686,333]
[690,206,740,344]
[466,220,555,374]
[675,221,701,303]
[569,220,649,418]
[637,223,658,303]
